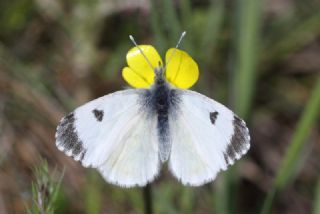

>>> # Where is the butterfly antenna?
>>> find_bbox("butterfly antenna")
[129,35,155,70]
[164,31,186,70]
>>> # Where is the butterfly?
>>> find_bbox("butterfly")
[55,33,250,187]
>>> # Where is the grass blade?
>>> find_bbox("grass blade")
[261,77,320,214]
[222,0,263,213]
[85,171,102,214]
[232,0,263,118]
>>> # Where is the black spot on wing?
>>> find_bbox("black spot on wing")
[209,111,219,125]
[224,115,250,166]
[92,109,104,121]
[55,112,86,161]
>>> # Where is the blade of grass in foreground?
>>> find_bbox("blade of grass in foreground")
[232,0,263,119]
[85,171,102,214]
[261,77,320,214]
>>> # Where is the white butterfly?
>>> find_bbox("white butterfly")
[55,33,250,187]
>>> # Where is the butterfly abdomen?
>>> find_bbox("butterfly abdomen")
[142,79,180,162]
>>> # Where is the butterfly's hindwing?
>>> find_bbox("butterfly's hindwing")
[168,90,250,186]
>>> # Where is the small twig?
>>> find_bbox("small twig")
[143,184,153,214]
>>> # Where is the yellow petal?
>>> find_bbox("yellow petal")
[122,67,151,88]
[124,45,163,88]
[165,48,199,89]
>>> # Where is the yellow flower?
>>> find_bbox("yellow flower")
[122,45,199,89]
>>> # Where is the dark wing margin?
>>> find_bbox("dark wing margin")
[223,115,250,166]
[55,112,86,162]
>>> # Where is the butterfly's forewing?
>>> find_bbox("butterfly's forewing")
[55,90,160,187]
[169,90,250,186]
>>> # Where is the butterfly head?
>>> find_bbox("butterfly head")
[154,66,166,85]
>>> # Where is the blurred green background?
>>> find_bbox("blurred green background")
[0,0,319,213]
